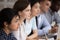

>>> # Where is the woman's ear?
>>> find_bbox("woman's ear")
[18,11,22,16]
[4,22,8,27]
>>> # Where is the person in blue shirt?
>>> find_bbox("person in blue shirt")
[35,0,52,38]
[0,8,20,40]
[37,14,51,36]
[44,0,60,40]
[39,0,60,40]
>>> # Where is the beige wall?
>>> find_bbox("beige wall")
[0,0,17,10]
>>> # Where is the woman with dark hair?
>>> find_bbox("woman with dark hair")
[13,0,31,40]
[25,0,40,40]
[0,8,20,40]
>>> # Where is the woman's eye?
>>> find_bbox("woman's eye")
[15,19,19,22]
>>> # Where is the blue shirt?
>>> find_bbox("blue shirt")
[44,9,60,38]
[37,14,51,36]
[44,9,60,25]
[0,29,17,40]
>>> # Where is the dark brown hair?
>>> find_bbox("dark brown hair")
[0,8,19,29]
[13,0,30,12]
[28,0,40,7]
[50,0,60,12]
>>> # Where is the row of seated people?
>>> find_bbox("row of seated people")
[0,0,60,40]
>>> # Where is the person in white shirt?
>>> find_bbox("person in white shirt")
[12,0,31,40]
[26,0,40,40]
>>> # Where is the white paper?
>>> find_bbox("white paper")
[38,38,54,40]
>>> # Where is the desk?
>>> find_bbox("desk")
[26,36,59,40]
[37,36,54,40]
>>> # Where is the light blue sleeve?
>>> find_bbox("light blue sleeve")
[32,17,37,30]
[38,15,51,36]
[54,12,60,24]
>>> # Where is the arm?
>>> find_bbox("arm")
[49,12,60,33]
[38,15,51,36]
[54,12,60,26]
[27,30,38,39]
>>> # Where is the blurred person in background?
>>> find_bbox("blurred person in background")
[36,0,51,37]
[39,0,60,40]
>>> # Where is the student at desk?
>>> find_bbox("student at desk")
[38,0,60,40]
[0,8,20,40]
[26,0,40,40]
[36,0,51,36]
[43,0,60,40]
[13,0,31,40]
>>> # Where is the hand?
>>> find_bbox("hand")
[26,37,32,40]
[51,25,58,33]
[26,37,38,40]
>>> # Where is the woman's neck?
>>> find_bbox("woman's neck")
[30,13,35,19]
[19,17,25,23]
[3,28,11,35]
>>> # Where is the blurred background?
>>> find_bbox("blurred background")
[0,0,60,15]
[0,0,17,10]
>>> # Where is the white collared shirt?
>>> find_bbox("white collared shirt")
[12,22,27,40]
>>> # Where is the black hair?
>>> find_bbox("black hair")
[28,0,40,7]
[50,0,60,12]
[0,8,19,29]
[13,0,30,12]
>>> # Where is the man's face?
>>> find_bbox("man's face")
[40,1,51,12]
